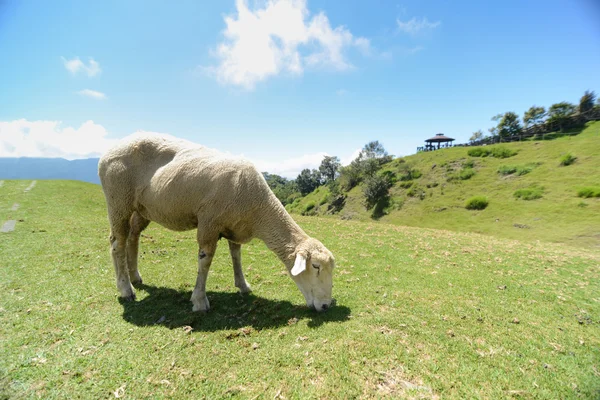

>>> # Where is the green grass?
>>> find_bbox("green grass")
[293,121,600,248]
[1,180,599,399]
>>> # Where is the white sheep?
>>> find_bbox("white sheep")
[98,134,335,312]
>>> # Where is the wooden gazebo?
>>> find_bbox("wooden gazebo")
[418,133,455,152]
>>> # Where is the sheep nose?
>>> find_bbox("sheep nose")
[321,304,329,311]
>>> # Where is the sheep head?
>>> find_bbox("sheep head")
[290,238,335,312]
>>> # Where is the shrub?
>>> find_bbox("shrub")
[514,187,543,200]
[577,187,600,198]
[497,164,534,176]
[459,168,476,180]
[463,160,475,169]
[363,175,391,209]
[465,196,489,210]
[448,167,476,182]
[399,181,413,189]
[302,201,316,215]
[467,147,490,157]
[491,147,518,159]
[560,153,577,166]
[468,146,517,159]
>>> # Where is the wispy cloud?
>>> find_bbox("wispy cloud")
[77,89,107,100]
[204,0,370,90]
[61,56,102,77]
[396,17,440,36]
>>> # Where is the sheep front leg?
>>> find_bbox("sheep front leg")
[228,241,251,293]
[110,231,135,301]
[191,242,217,312]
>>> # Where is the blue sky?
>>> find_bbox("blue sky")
[1,0,599,177]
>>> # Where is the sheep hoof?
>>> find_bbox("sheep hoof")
[191,294,210,312]
[121,293,136,302]
[131,278,143,286]
[192,304,210,313]
[237,284,252,294]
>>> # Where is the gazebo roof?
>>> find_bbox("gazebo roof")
[425,133,455,143]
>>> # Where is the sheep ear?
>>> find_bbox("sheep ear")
[291,254,307,276]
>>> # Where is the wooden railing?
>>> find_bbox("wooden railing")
[417,108,600,152]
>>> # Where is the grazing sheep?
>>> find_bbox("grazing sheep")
[98,134,335,312]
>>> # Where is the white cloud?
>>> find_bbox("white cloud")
[252,151,328,179]
[77,89,107,100]
[0,119,117,159]
[396,17,440,36]
[205,0,370,89]
[61,56,102,77]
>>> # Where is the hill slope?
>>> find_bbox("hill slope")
[1,180,599,398]
[289,121,600,248]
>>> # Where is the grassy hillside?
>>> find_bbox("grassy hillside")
[1,180,599,398]
[288,121,600,248]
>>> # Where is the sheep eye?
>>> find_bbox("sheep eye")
[312,264,320,270]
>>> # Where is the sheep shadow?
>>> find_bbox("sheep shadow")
[119,283,351,332]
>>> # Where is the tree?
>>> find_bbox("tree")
[361,141,388,159]
[579,90,596,114]
[495,112,522,138]
[523,106,546,129]
[318,156,341,184]
[469,129,483,143]
[295,168,321,196]
[262,172,298,205]
[548,102,577,131]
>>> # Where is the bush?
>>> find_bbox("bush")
[468,146,517,159]
[399,181,413,189]
[465,196,489,210]
[448,167,476,182]
[363,175,391,209]
[302,201,316,215]
[560,153,577,166]
[459,168,476,180]
[577,187,600,198]
[468,147,490,157]
[497,164,534,176]
[514,187,543,200]
[397,164,422,181]
[491,147,518,159]
[463,160,475,169]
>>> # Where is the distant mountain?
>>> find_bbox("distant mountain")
[0,157,100,184]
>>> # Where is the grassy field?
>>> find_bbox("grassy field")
[1,180,599,399]
[288,121,600,249]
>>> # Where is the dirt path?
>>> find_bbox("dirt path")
[24,180,37,192]
[1,180,35,233]
[1,220,16,233]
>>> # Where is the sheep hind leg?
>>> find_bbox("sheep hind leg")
[127,212,150,285]
[109,219,135,301]
[228,241,251,294]
[190,241,217,312]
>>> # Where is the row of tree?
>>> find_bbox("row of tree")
[263,140,393,207]
[470,90,598,142]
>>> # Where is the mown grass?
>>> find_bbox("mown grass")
[1,180,599,399]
